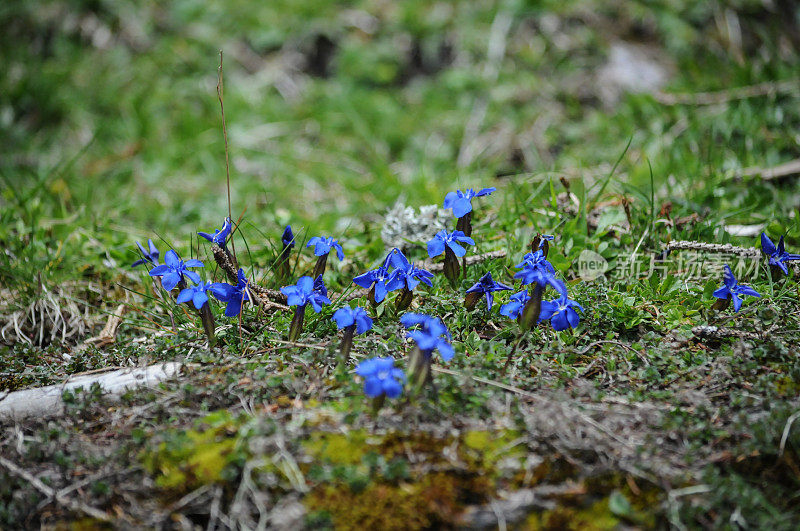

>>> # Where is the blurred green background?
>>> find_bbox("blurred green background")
[2,0,799,287]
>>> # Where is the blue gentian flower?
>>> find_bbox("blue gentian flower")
[132,239,160,268]
[307,236,344,261]
[333,306,373,334]
[713,265,761,312]
[761,232,800,275]
[353,252,395,303]
[427,230,475,259]
[499,290,531,320]
[149,250,204,292]
[198,217,232,247]
[353,265,392,302]
[355,357,405,399]
[539,282,584,331]
[443,187,496,218]
[280,275,331,313]
[514,250,557,287]
[465,272,513,310]
[385,249,434,292]
[282,225,295,249]
[209,268,251,317]
[400,313,454,361]
[177,281,212,310]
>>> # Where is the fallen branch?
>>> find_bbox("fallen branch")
[736,158,800,181]
[0,362,182,421]
[654,78,799,106]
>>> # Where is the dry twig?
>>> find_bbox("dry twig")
[0,455,112,522]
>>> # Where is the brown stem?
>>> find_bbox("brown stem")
[198,302,217,347]
[312,253,329,279]
[464,291,481,311]
[443,247,461,288]
[519,284,544,331]
[456,212,473,237]
[288,305,306,341]
[337,325,355,370]
[395,287,414,312]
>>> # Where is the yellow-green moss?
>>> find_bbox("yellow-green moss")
[141,410,248,492]
[775,375,800,397]
[525,497,621,530]
[306,471,494,530]
[303,429,370,465]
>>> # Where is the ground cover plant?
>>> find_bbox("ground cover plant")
[2,0,800,528]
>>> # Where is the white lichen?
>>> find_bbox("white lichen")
[381,201,450,251]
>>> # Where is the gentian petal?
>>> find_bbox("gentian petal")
[566,308,581,328]
[427,238,445,257]
[436,341,454,362]
[176,289,193,304]
[297,276,314,294]
[193,291,209,309]
[452,197,473,218]
[209,283,236,301]
[333,308,354,329]
[161,273,180,292]
[382,378,402,398]
[164,250,180,268]
[761,233,777,255]
[551,311,569,331]
[374,281,387,303]
[443,191,459,209]
[732,293,743,313]
[149,265,170,277]
[364,378,383,398]
[225,297,243,317]
[184,270,201,284]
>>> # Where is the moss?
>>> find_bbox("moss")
[141,410,248,493]
[462,429,525,472]
[302,429,522,528]
[774,375,800,397]
[305,472,495,530]
[528,497,622,530]
[303,429,371,465]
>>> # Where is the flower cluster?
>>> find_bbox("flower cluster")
[281,275,331,313]
[148,250,203,292]
[352,248,433,306]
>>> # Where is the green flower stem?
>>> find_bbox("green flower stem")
[288,304,306,341]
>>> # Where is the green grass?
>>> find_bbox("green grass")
[2,0,800,528]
